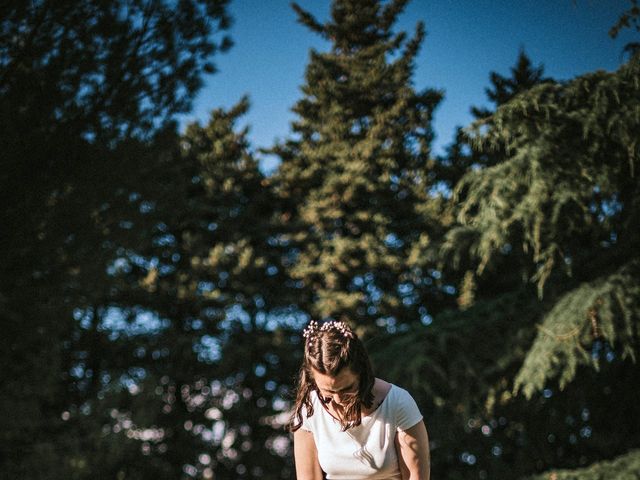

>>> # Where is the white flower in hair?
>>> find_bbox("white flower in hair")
[302,320,319,339]
[302,320,354,339]
[320,320,354,339]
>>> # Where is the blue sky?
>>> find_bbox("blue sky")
[180,0,635,172]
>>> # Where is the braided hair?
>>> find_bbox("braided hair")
[290,320,375,432]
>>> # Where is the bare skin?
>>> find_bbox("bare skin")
[396,420,431,480]
[294,368,430,480]
[293,428,323,480]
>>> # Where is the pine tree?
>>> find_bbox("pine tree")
[0,2,232,476]
[610,0,640,57]
[437,50,553,309]
[67,100,299,479]
[271,0,447,332]
[437,51,550,191]
[148,100,299,479]
[377,48,640,479]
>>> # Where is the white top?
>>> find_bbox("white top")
[301,384,423,480]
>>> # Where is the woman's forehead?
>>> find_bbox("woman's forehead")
[311,367,358,390]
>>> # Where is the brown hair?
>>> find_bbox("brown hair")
[289,321,374,432]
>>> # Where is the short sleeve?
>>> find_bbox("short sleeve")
[394,386,423,431]
[300,408,313,432]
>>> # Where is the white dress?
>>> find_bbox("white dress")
[301,384,423,480]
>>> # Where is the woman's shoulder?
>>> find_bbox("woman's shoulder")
[374,378,392,398]
[376,378,417,399]
[376,380,421,411]
[387,382,418,403]
[379,379,413,394]
[382,381,423,430]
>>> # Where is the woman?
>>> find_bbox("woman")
[290,320,430,479]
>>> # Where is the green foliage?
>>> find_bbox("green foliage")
[372,289,542,414]
[515,260,640,398]
[272,0,447,327]
[1,1,233,478]
[390,25,640,480]
[0,0,232,143]
[372,289,545,478]
[525,449,640,480]
[436,50,551,197]
[434,52,554,316]
[457,54,640,293]
[83,100,298,479]
[610,0,640,57]
[443,59,640,464]
[471,49,551,120]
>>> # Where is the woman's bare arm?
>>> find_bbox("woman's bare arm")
[395,420,430,480]
[293,429,324,480]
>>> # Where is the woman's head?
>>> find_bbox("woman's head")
[290,320,374,431]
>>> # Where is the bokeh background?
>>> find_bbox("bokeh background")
[2,1,639,479]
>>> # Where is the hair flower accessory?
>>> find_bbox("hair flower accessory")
[303,320,320,339]
[303,319,354,340]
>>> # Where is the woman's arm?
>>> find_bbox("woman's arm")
[395,420,430,480]
[293,428,324,480]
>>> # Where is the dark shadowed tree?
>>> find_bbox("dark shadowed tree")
[436,50,551,195]
[71,100,300,479]
[0,1,232,477]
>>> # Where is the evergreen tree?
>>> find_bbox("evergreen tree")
[132,100,299,479]
[271,0,447,332]
[472,49,550,120]
[437,50,551,194]
[0,1,232,476]
[47,101,299,479]
[377,48,640,479]
[610,0,640,57]
[437,50,553,309]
